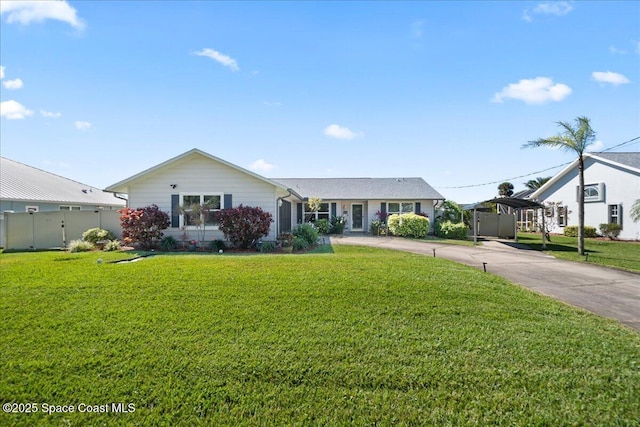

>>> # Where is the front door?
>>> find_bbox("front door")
[351,204,363,232]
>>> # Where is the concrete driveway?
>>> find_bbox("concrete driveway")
[329,235,640,332]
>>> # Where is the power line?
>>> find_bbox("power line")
[436,136,640,190]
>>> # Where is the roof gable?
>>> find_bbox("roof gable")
[106,148,289,193]
[0,157,125,206]
[531,152,640,199]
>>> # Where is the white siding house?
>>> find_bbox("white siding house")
[105,149,445,243]
[530,152,640,240]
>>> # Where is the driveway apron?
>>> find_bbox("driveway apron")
[329,235,640,331]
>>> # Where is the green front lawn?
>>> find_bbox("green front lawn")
[1,247,639,426]
[517,232,640,272]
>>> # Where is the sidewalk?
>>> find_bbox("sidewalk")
[329,235,640,331]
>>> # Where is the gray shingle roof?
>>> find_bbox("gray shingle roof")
[272,177,444,200]
[593,152,640,170]
[1,157,125,206]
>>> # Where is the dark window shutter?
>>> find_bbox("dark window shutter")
[619,204,623,228]
[297,203,303,224]
[224,194,232,209]
[171,194,180,228]
[331,202,337,218]
[415,202,421,214]
[380,202,387,214]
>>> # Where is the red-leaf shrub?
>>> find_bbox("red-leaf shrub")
[214,205,273,249]
[118,204,170,249]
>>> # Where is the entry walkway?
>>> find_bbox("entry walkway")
[329,235,640,331]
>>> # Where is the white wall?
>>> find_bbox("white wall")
[537,157,640,240]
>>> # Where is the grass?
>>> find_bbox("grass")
[517,232,640,272]
[1,247,639,426]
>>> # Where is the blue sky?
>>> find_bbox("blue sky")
[1,1,638,203]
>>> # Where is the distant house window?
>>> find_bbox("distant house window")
[25,206,39,213]
[388,202,414,215]
[608,204,621,226]
[557,206,568,227]
[579,183,605,202]
[60,206,81,211]
[180,194,222,227]
[304,202,330,223]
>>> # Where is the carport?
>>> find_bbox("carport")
[464,198,545,247]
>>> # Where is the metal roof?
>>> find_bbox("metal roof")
[272,177,445,200]
[0,157,125,206]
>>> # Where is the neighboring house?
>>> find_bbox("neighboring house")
[1,157,126,247]
[530,152,640,240]
[105,148,445,242]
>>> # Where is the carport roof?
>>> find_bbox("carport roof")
[463,197,543,211]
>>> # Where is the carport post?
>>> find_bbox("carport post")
[473,208,478,246]
[514,210,518,243]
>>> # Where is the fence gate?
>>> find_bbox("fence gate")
[3,210,121,250]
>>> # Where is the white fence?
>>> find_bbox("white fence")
[2,210,121,250]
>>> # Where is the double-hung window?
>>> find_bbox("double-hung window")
[181,194,222,227]
[388,202,414,216]
[303,202,330,223]
[608,204,621,226]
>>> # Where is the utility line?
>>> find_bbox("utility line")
[435,136,640,190]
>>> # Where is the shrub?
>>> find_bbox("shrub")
[160,236,178,251]
[214,205,273,249]
[82,228,116,244]
[315,219,330,234]
[68,239,94,253]
[329,216,346,234]
[119,204,170,249]
[260,241,277,253]
[277,233,294,248]
[103,240,121,252]
[294,223,319,246]
[387,213,430,238]
[210,240,227,252]
[436,220,468,240]
[292,237,309,251]
[564,226,597,238]
[599,223,622,240]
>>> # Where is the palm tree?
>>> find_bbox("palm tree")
[522,116,596,255]
[524,176,551,190]
[498,182,514,197]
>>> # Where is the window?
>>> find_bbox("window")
[388,202,414,215]
[181,194,222,227]
[60,206,81,211]
[579,183,605,202]
[608,204,621,226]
[557,206,568,227]
[304,202,330,223]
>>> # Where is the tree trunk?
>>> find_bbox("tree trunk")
[578,156,585,255]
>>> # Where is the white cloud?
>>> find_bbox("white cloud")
[250,159,276,172]
[323,124,364,140]
[193,48,239,72]
[0,66,4,79]
[40,109,61,118]
[492,77,572,104]
[523,1,573,21]
[0,0,85,30]
[592,71,630,85]
[609,46,626,55]
[74,120,91,130]
[586,140,604,152]
[3,78,23,89]
[263,101,282,107]
[1,99,34,119]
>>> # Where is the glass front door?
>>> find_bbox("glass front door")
[351,204,363,231]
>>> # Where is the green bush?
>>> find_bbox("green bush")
[292,237,309,251]
[329,216,346,234]
[82,228,116,244]
[294,223,319,246]
[260,241,277,253]
[387,213,430,238]
[103,240,121,252]
[160,236,178,251]
[564,226,597,238]
[599,223,622,240]
[315,219,330,234]
[436,220,468,240]
[210,240,227,251]
[68,239,94,253]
